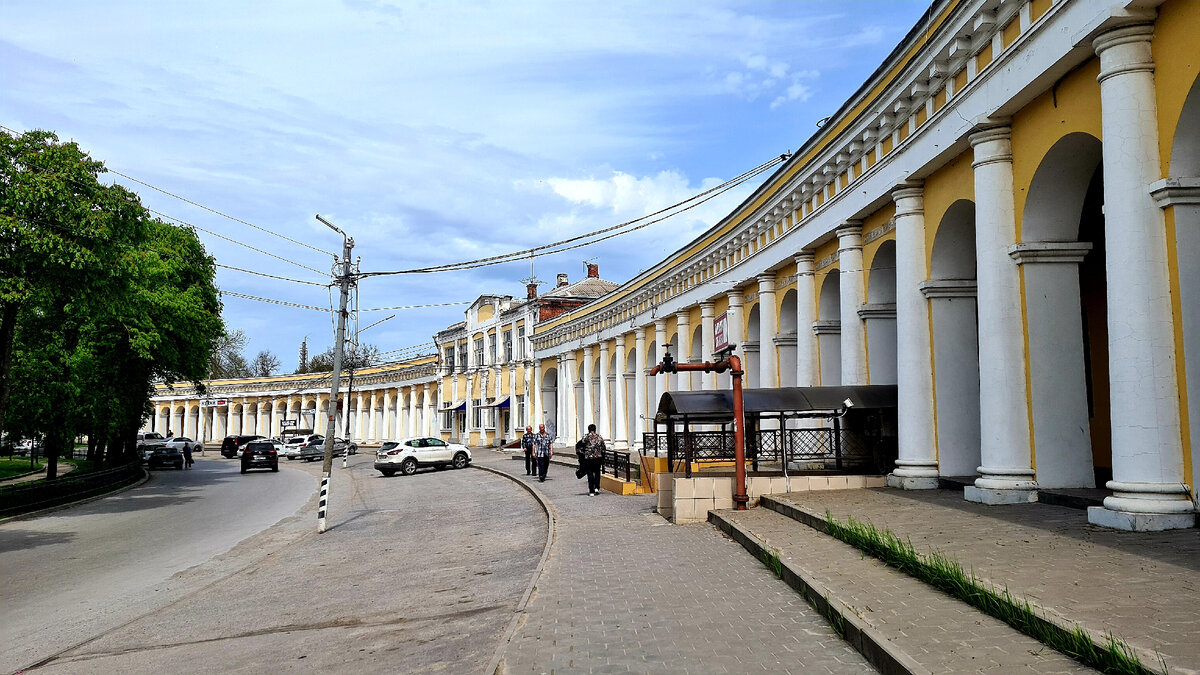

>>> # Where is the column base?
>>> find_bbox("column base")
[1086,481,1196,531]
[1087,506,1195,531]
[964,486,1038,505]
[887,474,940,490]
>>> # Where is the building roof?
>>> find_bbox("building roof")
[542,276,618,299]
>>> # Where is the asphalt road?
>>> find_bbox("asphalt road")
[0,455,317,672]
[2,452,546,674]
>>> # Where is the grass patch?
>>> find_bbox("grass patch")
[0,458,44,481]
[758,545,784,579]
[823,511,1159,675]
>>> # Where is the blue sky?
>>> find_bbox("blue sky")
[2,0,930,372]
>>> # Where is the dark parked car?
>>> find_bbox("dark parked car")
[221,434,264,458]
[147,447,184,470]
[241,439,280,473]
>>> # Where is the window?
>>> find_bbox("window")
[488,335,497,364]
[457,344,467,371]
[472,398,482,427]
[516,394,525,427]
[473,339,484,367]
[427,438,446,447]
[517,326,525,360]
[444,346,455,371]
[504,329,513,362]
[484,398,495,429]
[441,411,453,431]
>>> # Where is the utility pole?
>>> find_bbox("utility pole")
[316,214,353,534]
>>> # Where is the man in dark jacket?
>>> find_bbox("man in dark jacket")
[581,424,605,496]
[521,426,537,476]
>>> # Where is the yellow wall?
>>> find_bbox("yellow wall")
[1155,0,1200,176]
[922,148,975,266]
[1011,58,1102,236]
[477,304,494,322]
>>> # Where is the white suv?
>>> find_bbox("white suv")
[375,437,471,476]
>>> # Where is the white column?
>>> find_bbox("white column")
[614,334,628,447]
[353,392,364,441]
[700,302,715,389]
[564,351,579,442]
[726,289,746,368]
[508,363,518,439]
[675,309,692,392]
[408,387,419,437]
[422,383,433,436]
[634,327,648,449]
[966,124,1037,504]
[531,360,542,427]
[598,342,610,439]
[464,373,474,437]
[1089,24,1193,529]
[582,345,595,430]
[239,401,249,436]
[756,274,779,388]
[795,252,819,387]
[556,355,566,438]
[370,390,380,442]
[654,318,668,405]
[888,184,940,489]
[837,223,868,385]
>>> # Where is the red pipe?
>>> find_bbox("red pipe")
[648,353,748,510]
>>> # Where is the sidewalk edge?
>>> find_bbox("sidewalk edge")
[708,509,928,675]
[473,463,557,675]
[0,468,150,525]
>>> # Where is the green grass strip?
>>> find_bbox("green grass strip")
[823,510,1160,675]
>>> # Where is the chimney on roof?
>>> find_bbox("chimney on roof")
[556,273,569,288]
[586,263,599,278]
[527,282,538,299]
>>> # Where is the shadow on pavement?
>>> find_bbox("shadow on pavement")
[0,528,76,553]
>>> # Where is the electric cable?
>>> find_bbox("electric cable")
[215,263,329,287]
[150,209,327,275]
[217,289,332,312]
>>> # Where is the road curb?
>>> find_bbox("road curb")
[472,462,557,675]
[0,467,150,525]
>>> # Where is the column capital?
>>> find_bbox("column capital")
[756,273,776,292]
[891,182,925,215]
[615,333,627,347]
[726,288,745,306]
[1093,23,1155,82]
[598,340,610,354]
[794,251,816,272]
[699,300,715,316]
[583,344,594,356]
[675,308,691,322]
[836,221,864,248]
[653,317,668,331]
[969,121,1013,167]
[1009,241,1093,265]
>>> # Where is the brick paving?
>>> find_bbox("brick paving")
[771,488,1200,675]
[474,452,875,674]
[712,507,1090,674]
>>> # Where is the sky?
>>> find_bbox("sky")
[1,0,931,374]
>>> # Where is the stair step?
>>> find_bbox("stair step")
[709,507,1091,674]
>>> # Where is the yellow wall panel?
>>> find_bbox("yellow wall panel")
[933,87,946,112]
[1002,18,1020,49]
[953,69,967,95]
[1154,0,1200,176]
[477,304,494,322]
[922,148,975,266]
[1011,57,1102,237]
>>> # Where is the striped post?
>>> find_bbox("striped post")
[317,472,331,533]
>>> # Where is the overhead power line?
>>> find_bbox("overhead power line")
[214,263,329,287]
[358,301,471,312]
[149,209,328,276]
[358,153,788,278]
[218,289,331,312]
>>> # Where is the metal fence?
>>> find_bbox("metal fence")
[0,462,143,517]
[601,449,633,482]
[642,426,876,475]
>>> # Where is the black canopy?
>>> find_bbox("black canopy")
[654,385,897,424]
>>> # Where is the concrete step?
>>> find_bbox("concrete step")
[709,505,1092,674]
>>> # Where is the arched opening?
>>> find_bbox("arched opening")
[816,271,841,386]
[746,304,760,388]
[1168,77,1200,495]
[1020,132,1105,488]
[624,345,637,443]
[259,402,273,438]
[541,367,558,437]
[305,401,318,435]
[186,404,200,440]
[866,240,898,384]
[927,199,980,478]
[778,289,798,387]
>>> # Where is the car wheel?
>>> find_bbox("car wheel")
[380,469,395,477]
[271,464,279,472]
[400,458,418,475]
[452,452,469,469]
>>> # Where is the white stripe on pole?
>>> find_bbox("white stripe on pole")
[317,473,330,533]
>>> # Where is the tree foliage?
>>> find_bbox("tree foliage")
[299,343,379,373]
[0,129,224,476]
[208,329,251,379]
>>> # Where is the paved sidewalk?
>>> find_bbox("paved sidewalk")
[0,460,76,486]
[768,488,1200,675]
[473,452,874,674]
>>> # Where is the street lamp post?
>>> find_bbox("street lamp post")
[316,214,353,534]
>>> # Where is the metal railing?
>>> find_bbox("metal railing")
[0,462,143,517]
[642,427,876,475]
[601,449,632,482]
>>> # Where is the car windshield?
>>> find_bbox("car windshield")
[247,442,272,450]
[381,442,399,451]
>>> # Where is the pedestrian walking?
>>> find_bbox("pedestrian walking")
[183,442,194,469]
[534,423,554,482]
[581,423,605,496]
[521,425,537,476]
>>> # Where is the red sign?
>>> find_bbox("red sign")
[714,312,729,353]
